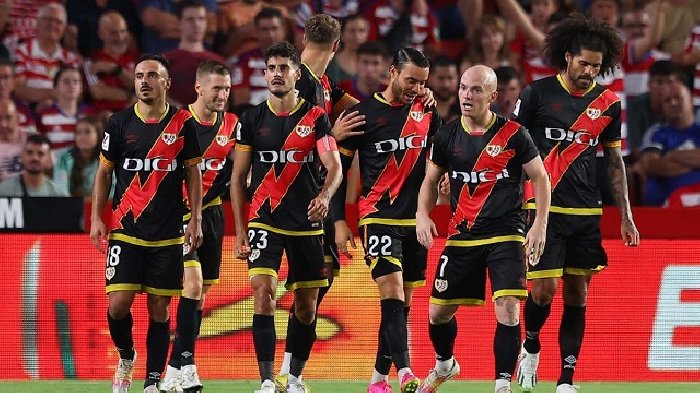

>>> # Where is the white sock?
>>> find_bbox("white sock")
[436,357,454,373]
[370,370,388,384]
[398,367,413,382]
[279,352,292,375]
[288,374,301,385]
[495,378,510,391]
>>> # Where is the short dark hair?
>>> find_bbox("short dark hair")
[176,0,205,19]
[544,13,623,77]
[264,41,300,67]
[254,7,282,26]
[357,41,388,58]
[495,66,522,84]
[391,47,430,71]
[26,133,51,147]
[196,60,230,80]
[305,14,341,45]
[53,64,81,87]
[136,53,171,75]
[649,60,689,85]
[0,57,13,69]
[341,13,368,31]
[432,55,457,69]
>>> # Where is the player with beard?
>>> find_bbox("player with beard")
[512,14,640,393]
[90,53,203,393]
[331,48,442,393]
[160,60,239,393]
[230,41,342,393]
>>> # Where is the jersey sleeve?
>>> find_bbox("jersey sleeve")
[315,111,333,139]
[235,109,254,151]
[600,100,622,147]
[513,84,535,127]
[429,124,451,169]
[428,107,443,138]
[512,125,540,165]
[181,119,202,166]
[100,114,122,168]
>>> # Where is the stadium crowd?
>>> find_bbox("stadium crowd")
[0,0,698,205]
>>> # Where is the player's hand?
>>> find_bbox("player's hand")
[332,110,365,142]
[438,173,450,196]
[185,219,203,250]
[90,218,107,253]
[235,231,251,260]
[621,217,640,246]
[308,194,330,222]
[416,212,438,249]
[334,220,356,259]
[524,218,546,266]
[418,88,436,108]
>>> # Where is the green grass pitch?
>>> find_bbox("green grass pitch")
[1,381,698,392]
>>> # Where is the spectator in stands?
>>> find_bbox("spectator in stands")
[65,0,142,57]
[365,0,440,56]
[639,82,700,206]
[460,15,512,73]
[628,60,687,152]
[427,55,460,123]
[338,41,387,102]
[647,0,700,54]
[326,14,370,83]
[53,116,107,199]
[589,0,620,27]
[13,3,79,108]
[0,59,36,133]
[0,99,27,181]
[37,66,92,154]
[217,0,291,58]
[508,0,557,67]
[493,66,523,117]
[230,7,286,106]
[85,11,137,115]
[167,1,225,107]
[0,0,58,56]
[139,0,217,53]
[0,133,67,196]
[676,23,700,119]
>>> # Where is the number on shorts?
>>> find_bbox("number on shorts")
[108,245,122,267]
[248,229,268,249]
[438,255,449,277]
[367,235,391,256]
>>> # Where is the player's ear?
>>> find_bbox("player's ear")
[295,66,301,81]
[332,39,340,53]
[389,65,398,80]
[165,76,171,91]
[565,52,572,64]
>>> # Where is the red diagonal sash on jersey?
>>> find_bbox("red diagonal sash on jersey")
[358,100,431,219]
[545,90,618,189]
[201,113,238,196]
[449,121,520,235]
[320,75,332,114]
[111,110,191,230]
[249,106,324,219]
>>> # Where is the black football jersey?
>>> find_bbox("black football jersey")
[236,98,333,234]
[296,62,353,115]
[514,75,621,213]
[430,114,539,240]
[184,105,239,209]
[336,93,442,226]
[100,104,201,241]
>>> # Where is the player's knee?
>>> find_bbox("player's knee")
[147,295,171,322]
[183,277,203,300]
[428,304,456,325]
[563,280,588,306]
[531,278,558,305]
[495,296,520,326]
[252,285,276,315]
[198,291,208,309]
[108,303,131,320]
[294,305,316,325]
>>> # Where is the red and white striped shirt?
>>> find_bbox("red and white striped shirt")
[596,42,629,156]
[622,42,670,98]
[684,24,700,113]
[14,39,79,92]
[365,0,439,51]
[1,0,59,54]
[37,103,93,151]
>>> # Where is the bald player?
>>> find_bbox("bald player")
[415,65,550,393]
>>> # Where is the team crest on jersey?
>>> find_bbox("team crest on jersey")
[106,267,115,280]
[296,125,312,137]
[485,145,502,157]
[162,133,177,145]
[323,90,331,101]
[102,133,110,150]
[248,249,261,261]
[434,279,448,292]
[216,135,229,146]
[586,108,601,120]
[410,111,424,122]
[183,243,191,256]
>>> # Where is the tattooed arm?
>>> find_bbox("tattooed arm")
[604,146,640,246]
